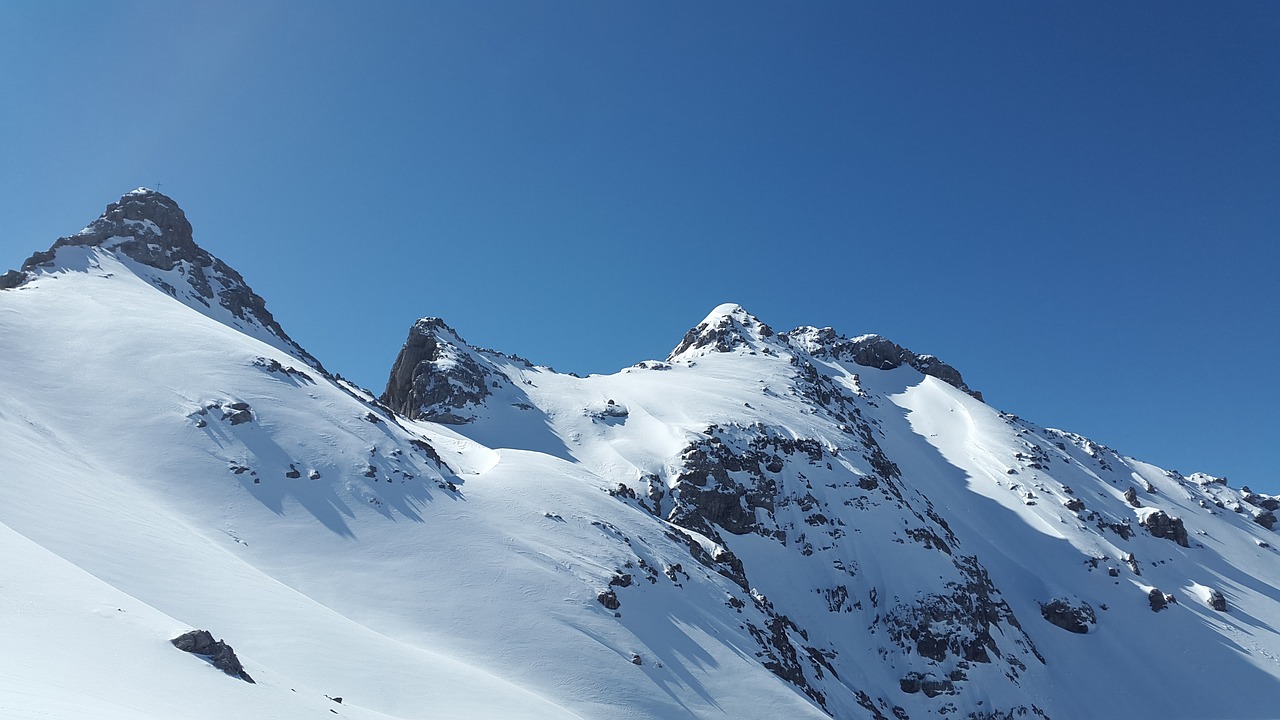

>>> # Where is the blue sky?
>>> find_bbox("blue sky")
[2,1,1277,491]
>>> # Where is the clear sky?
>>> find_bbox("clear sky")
[2,2,1277,491]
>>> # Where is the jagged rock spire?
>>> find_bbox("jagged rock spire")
[382,318,499,423]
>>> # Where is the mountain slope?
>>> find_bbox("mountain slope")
[2,191,1278,719]
[384,304,1280,719]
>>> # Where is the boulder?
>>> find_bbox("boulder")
[1039,598,1096,634]
[171,629,254,683]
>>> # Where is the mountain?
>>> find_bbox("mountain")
[2,191,1278,720]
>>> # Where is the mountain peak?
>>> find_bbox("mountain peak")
[668,302,779,360]
[15,188,194,275]
[1,189,324,372]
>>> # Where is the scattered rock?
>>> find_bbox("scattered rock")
[597,589,621,610]
[1207,590,1228,612]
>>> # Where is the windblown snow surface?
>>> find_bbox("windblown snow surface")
[1,193,1278,719]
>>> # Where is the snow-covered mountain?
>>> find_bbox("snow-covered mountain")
[2,190,1278,720]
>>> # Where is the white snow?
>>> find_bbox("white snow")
[3,223,1280,719]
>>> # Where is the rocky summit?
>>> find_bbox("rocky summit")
[1,191,1278,720]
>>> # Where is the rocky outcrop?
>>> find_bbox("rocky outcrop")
[1255,511,1277,531]
[884,555,1040,667]
[785,326,982,401]
[1148,588,1175,612]
[1039,598,1096,634]
[381,318,501,423]
[171,629,254,683]
[1140,510,1189,547]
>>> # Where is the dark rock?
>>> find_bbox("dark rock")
[1255,511,1277,531]
[1148,588,1173,612]
[786,327,982,400]
[1244,493,1280,511]
[597,589,620,610]
[1063,498,1085,512]
[1124,487,1141,508]
[1140,510,1189,547]
[0,269,24,289]
[630,653,643,665]
[171,629,254,683]
[1039,598,1096,634]
[381,318,500,423]
[1207,590,1228,612]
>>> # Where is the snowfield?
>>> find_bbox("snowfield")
[1,191,1278,719]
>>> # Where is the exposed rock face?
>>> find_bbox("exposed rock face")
[1039,598,1096,634]
[1124,487,1141,507]
[1141,510,1189,547]
[171,629,254,683]
[4,189,323,371]
[785,327,983,401]
[1255,511,1278,531]
[884,555,1041,666]
[1207,590,1228,612]
[381,318,501,423]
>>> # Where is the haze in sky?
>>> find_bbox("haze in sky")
[1,1,1276,490]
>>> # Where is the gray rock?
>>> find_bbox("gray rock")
[1255,511,1277,531]
[381,318,500,423]
[785,327,983,401]
[0,269,24,289]
[1124,487,1141,507]
[171,629,254,683]
[1140,510,1189,547]
[1039,598,1096,633]
[1148,588,1175,612]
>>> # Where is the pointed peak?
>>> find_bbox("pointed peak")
[412,316,464,338]
[76,188,191,242]
[3,189,324,373]
[668,303,778,361]
[383,316,503,423]
[19,189,193,273]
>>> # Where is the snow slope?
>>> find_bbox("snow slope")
[2,191,1278,719]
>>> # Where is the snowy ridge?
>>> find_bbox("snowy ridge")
[2,191,1278,719]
